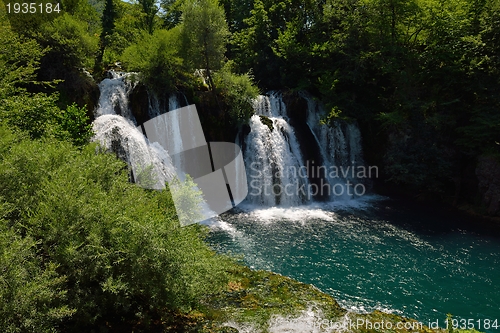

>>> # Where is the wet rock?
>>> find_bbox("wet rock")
[476,155,500,216]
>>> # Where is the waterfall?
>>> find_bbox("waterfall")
[95,71,138,124]
[144,93,206,176]
[92,72,368,210]
[242,92,367,205]
[303,93,366,200]
[244,93,310,206]
[92,71,175,190]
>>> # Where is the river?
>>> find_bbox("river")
[207,196,500,330]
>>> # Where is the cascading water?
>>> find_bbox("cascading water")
[244,93,310,206]
[95,71,138,124]
[92,71,175,190]
[243,92,368,205]
[302,93,367,200]
[145,93,207,177]
[93,72,367,207]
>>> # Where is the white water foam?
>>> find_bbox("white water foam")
[236,203,335,223]
[229,195,384,224]
[245,93,310,206]
[222,306,353,333]
[95,71,138,123]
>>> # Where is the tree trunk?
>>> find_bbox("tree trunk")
[203,39,223,115]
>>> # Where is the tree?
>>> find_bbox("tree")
[96,0,118,67]
[179,0,229,92]
[139,0,159,34]
[122,28,183,95]
[160,0,184,29]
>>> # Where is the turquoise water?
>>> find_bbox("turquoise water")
[207,197,500,330]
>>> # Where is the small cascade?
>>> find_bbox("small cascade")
[244,93,310,206]
[92,71,175,189]
[95,71,137,124]
[145,93,186,172]
[303,94,366,200]
[253,93,287,117]
[93,115,175,189]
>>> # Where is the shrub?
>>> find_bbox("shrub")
[0,125,231,330]
[0,93,61,140]
[0,222,74,333]
[58,103,93,146]
[214,61,259,124]
[122,28,184,95]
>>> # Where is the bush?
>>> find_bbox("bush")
[58,103,93,146]
[0,93,61,140]
[122,29,184,95]
[0,222,74,333]
[0,125,231,330]
[0,94,93,145]
[214,61,259,124]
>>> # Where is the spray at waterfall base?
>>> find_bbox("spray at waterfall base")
[248,161,378,199]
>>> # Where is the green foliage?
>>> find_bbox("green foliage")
[214,61,259,124]
[100,1,145,66]
[139,0,159,33]
[231,0,278,85]
[0,18,76,142]
[1,91,92,145]
[101,0,116,33]
[39,13,99,69]
[179,0,229,82]
[169,175,205,225]
[1,93,61,140]
[0,94,93,148]
[97,0,118,66]
[0,19,45,98]
[61,0,101,30]
[321,106,348,124]
[0,223,75,333]
[58,103,94,146]
[123,28,184,94]
[161,0,185,29]
[0,125,232,330]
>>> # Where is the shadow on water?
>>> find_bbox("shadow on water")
[357,197,500,239]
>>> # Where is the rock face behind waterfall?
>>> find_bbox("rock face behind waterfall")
[476,156,500,216]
